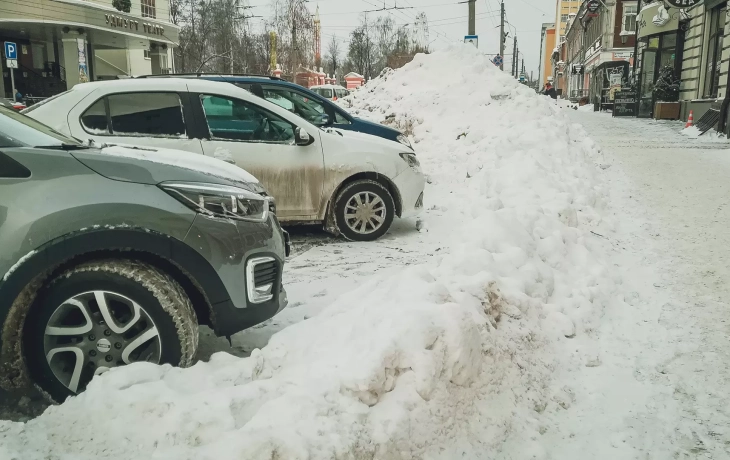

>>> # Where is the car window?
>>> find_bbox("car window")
[0,106,81,147]
[314,88,334,99]
[262,86,329,126]
[80,98,109,134]
[334,108,351,125]
[200,94,294,144]
[107,92,186,137]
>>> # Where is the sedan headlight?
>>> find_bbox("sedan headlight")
[399,152,420,168]
[161,182,269,222]
[397,134,413,150]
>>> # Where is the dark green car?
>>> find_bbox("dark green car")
[0,106,289,401]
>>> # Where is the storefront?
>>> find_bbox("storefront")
[634,2,682,117]
[0,0,179,100]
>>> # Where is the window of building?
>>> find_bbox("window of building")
[107,92,185,137]
[144,49,151,59]
[141,0,156,19]
[704,5,726,98]
[561,14,569,22]
[622,4,637,34]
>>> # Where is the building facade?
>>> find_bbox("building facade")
[539,23,556,86]
[556,0,637,102]
[0,0,179,99]
[556,0,583,38]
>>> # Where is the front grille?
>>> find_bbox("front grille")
[246,257,278,304]
[254,260,278,287]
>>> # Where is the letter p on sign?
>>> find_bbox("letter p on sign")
[4,42,17,60]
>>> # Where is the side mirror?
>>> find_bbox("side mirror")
[295,127,312,146]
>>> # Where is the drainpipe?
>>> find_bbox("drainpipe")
[631,0,641,83]
[717,59,730,134]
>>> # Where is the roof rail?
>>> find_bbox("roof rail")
[135,73,283,81]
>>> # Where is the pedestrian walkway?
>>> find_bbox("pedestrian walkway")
[545,110,730,459]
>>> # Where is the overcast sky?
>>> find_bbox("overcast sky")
[246,0,555,79]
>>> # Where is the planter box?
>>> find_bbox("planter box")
[654,101,680,120]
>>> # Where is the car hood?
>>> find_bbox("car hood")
[321,127,406,153]
[71,144,266,194]
[351,117,403,138]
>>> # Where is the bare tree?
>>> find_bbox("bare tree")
[325,35,341,81]
[346,14,375,79]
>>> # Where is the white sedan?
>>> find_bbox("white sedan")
[24,78,425,241]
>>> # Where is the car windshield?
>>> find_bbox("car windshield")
[313,88,334,99]
[0,106,81,148]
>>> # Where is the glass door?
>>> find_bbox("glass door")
[638,49,657,118]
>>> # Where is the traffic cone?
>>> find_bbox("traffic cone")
[685,110,694,128]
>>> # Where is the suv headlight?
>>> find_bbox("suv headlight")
[399,152,420,168]
[161,182,269,222]
[397,134,413,150]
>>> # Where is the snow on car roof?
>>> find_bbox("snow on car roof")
[310,84,347,90]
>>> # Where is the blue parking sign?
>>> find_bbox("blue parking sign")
[4,42,17,60]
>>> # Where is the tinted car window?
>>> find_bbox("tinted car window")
[81,98,109,134]
[108,92,185,137]
[0,106,81,147]
[200,95,294,144]
[313,88,333,99]
[262,86,328,126]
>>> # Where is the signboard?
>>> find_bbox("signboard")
[664,0,702,8]
[77,38,89,83]
[464,35,478,48]
[586,0,600,17]
[492,55,503,66]
[6,59,18,69]
[613,90,637,117]
[519,73,525,82]
[637,3,679,39]
[4,42,17,60]
[584,39,601,61]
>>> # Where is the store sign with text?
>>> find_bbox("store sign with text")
[663,0,702,8]
[586,0,601,17]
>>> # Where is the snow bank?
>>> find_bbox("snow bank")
[1,44,614,459]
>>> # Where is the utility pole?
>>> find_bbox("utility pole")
[521,58,524,76]
[512,36,517,77]
[291,0,297,70]
[499,1,505,70]
[468,0,476,36]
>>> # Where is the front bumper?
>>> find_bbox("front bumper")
[393,164,426,219]
[183,214,288,337]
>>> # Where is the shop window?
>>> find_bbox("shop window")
[622,4,637,34]
[704,5,726,98]
[107,92,185,137]
[141,0,156,19]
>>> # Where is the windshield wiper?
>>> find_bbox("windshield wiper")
[34,143,90,150]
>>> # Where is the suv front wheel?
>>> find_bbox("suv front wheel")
[24,260,198,402]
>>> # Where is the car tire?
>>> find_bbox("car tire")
[24,260,198,402]
[334,179,396,242]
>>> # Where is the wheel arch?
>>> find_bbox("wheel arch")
[0,228,225,390]
[324,172,403,227]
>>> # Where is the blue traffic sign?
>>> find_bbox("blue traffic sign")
[4,42,17,60]
[492,55,503,66]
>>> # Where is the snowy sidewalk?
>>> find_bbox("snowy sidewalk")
[543,110,730,459]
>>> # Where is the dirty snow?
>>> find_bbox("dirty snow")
[99,144,259,184]
[0,45,660,459]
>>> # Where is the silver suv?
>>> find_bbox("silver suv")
[0,106,289,401]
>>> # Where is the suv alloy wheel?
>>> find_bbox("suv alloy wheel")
[24,260,198,401]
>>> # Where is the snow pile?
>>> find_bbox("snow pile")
[1,44,614,459]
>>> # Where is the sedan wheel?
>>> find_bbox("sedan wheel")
[25,260,198,401]
[335,179,395,242]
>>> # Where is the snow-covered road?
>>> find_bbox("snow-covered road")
[544,110,730,458]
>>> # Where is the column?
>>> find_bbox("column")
[61,34,88,90]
